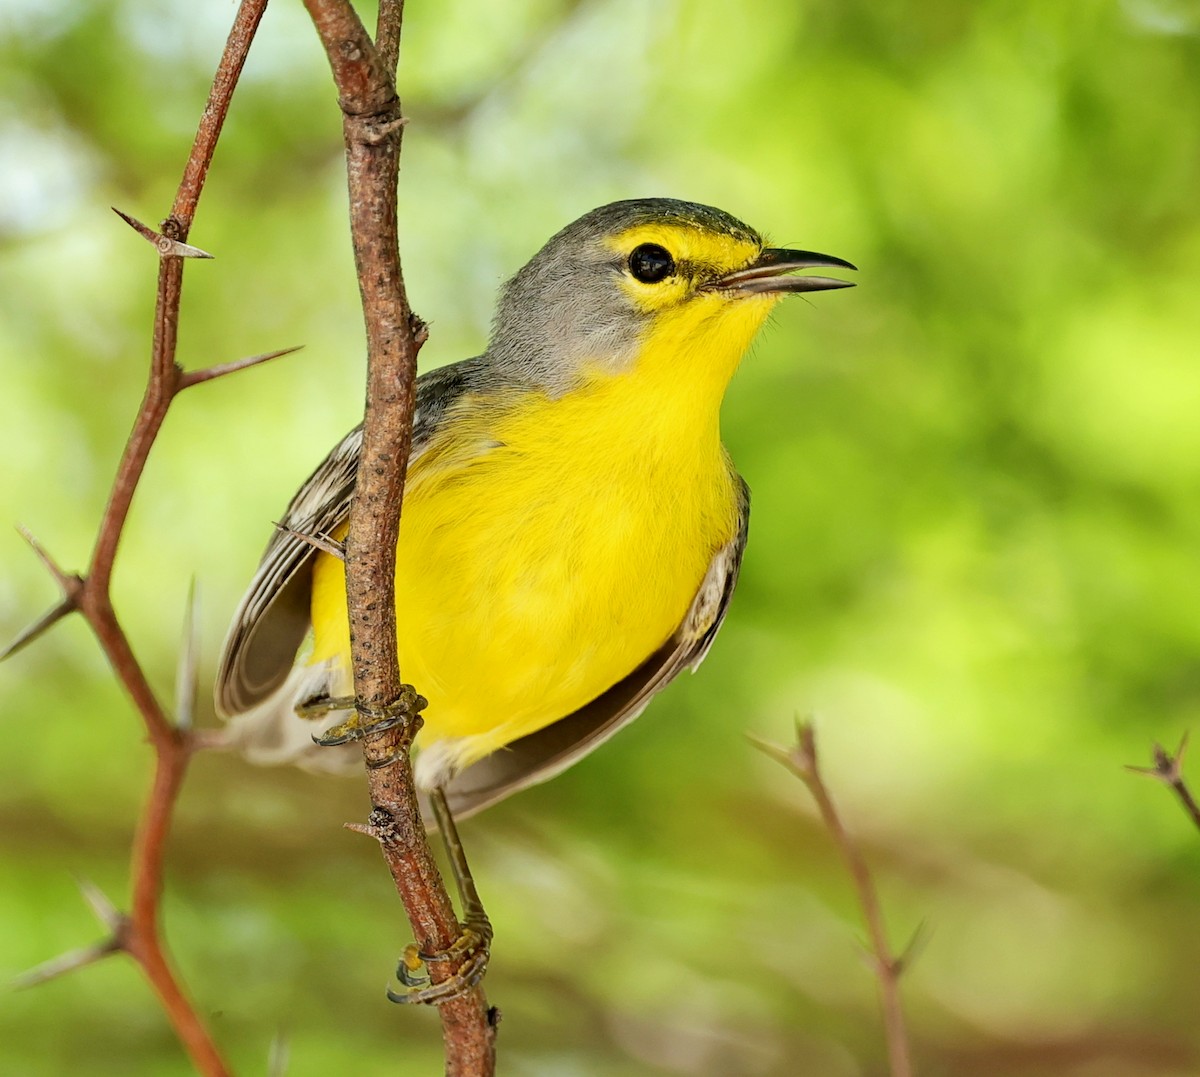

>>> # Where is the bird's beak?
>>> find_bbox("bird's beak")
[715,248,857,295]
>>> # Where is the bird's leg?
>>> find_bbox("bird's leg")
[427,783,493,961]
[388,786,493,1005]
[310,684,428,746]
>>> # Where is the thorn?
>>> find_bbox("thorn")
[11,938,120,989]
[274,522,345,560]
[745,730,794,770]
[0,597,76,663]
[894,919,930,976]
[361,114,409,146]
[746,717,819,785]
[267,1029,291,1077]
[1126,732,1190,784]
[1125,762,1159,779]
[795,716,819,771]
[112,207,214,259]
[16,524,82,595]
[74,875,126,934]
[174,578,200,731]
[178,345,303,390]
[849,926,916,977]
[344,821,382,841]
[1169,731,1190,771]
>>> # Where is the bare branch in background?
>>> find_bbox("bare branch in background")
[300,0,498,1071]
[1128,733,1200,834]
[751,720,916,1077]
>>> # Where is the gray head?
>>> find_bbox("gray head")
[486,198,855,393]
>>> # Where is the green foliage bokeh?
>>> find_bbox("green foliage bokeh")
[3,1,1200,1074]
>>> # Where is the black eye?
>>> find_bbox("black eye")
[628,243,675,283]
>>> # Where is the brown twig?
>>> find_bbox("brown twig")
[300,0,497,1072]
[6,3,277,1074]
[751,720,915,1077]
[1127,733,1200,834]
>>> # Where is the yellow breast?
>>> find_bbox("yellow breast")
[309,388,735,768]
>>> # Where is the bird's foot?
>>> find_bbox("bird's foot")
[308,684,428,746]
[387,916,493,1005]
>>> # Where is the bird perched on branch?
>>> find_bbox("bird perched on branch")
[216,197,854,818]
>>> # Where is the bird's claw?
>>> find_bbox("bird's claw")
[309,684,428,746]
[387,921,492,1005]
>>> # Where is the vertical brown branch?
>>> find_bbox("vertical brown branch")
[301,1,497,1072]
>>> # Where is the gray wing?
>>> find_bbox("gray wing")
[436,476,751,820]
[215,358,487,717]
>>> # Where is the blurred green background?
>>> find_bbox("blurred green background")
[4,1,1200,1074]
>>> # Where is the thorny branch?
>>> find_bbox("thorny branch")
[301,0,497,1073]
[7,3,279,1075]
[752,720,916,1077]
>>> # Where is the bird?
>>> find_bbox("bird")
[215,197,854,820]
